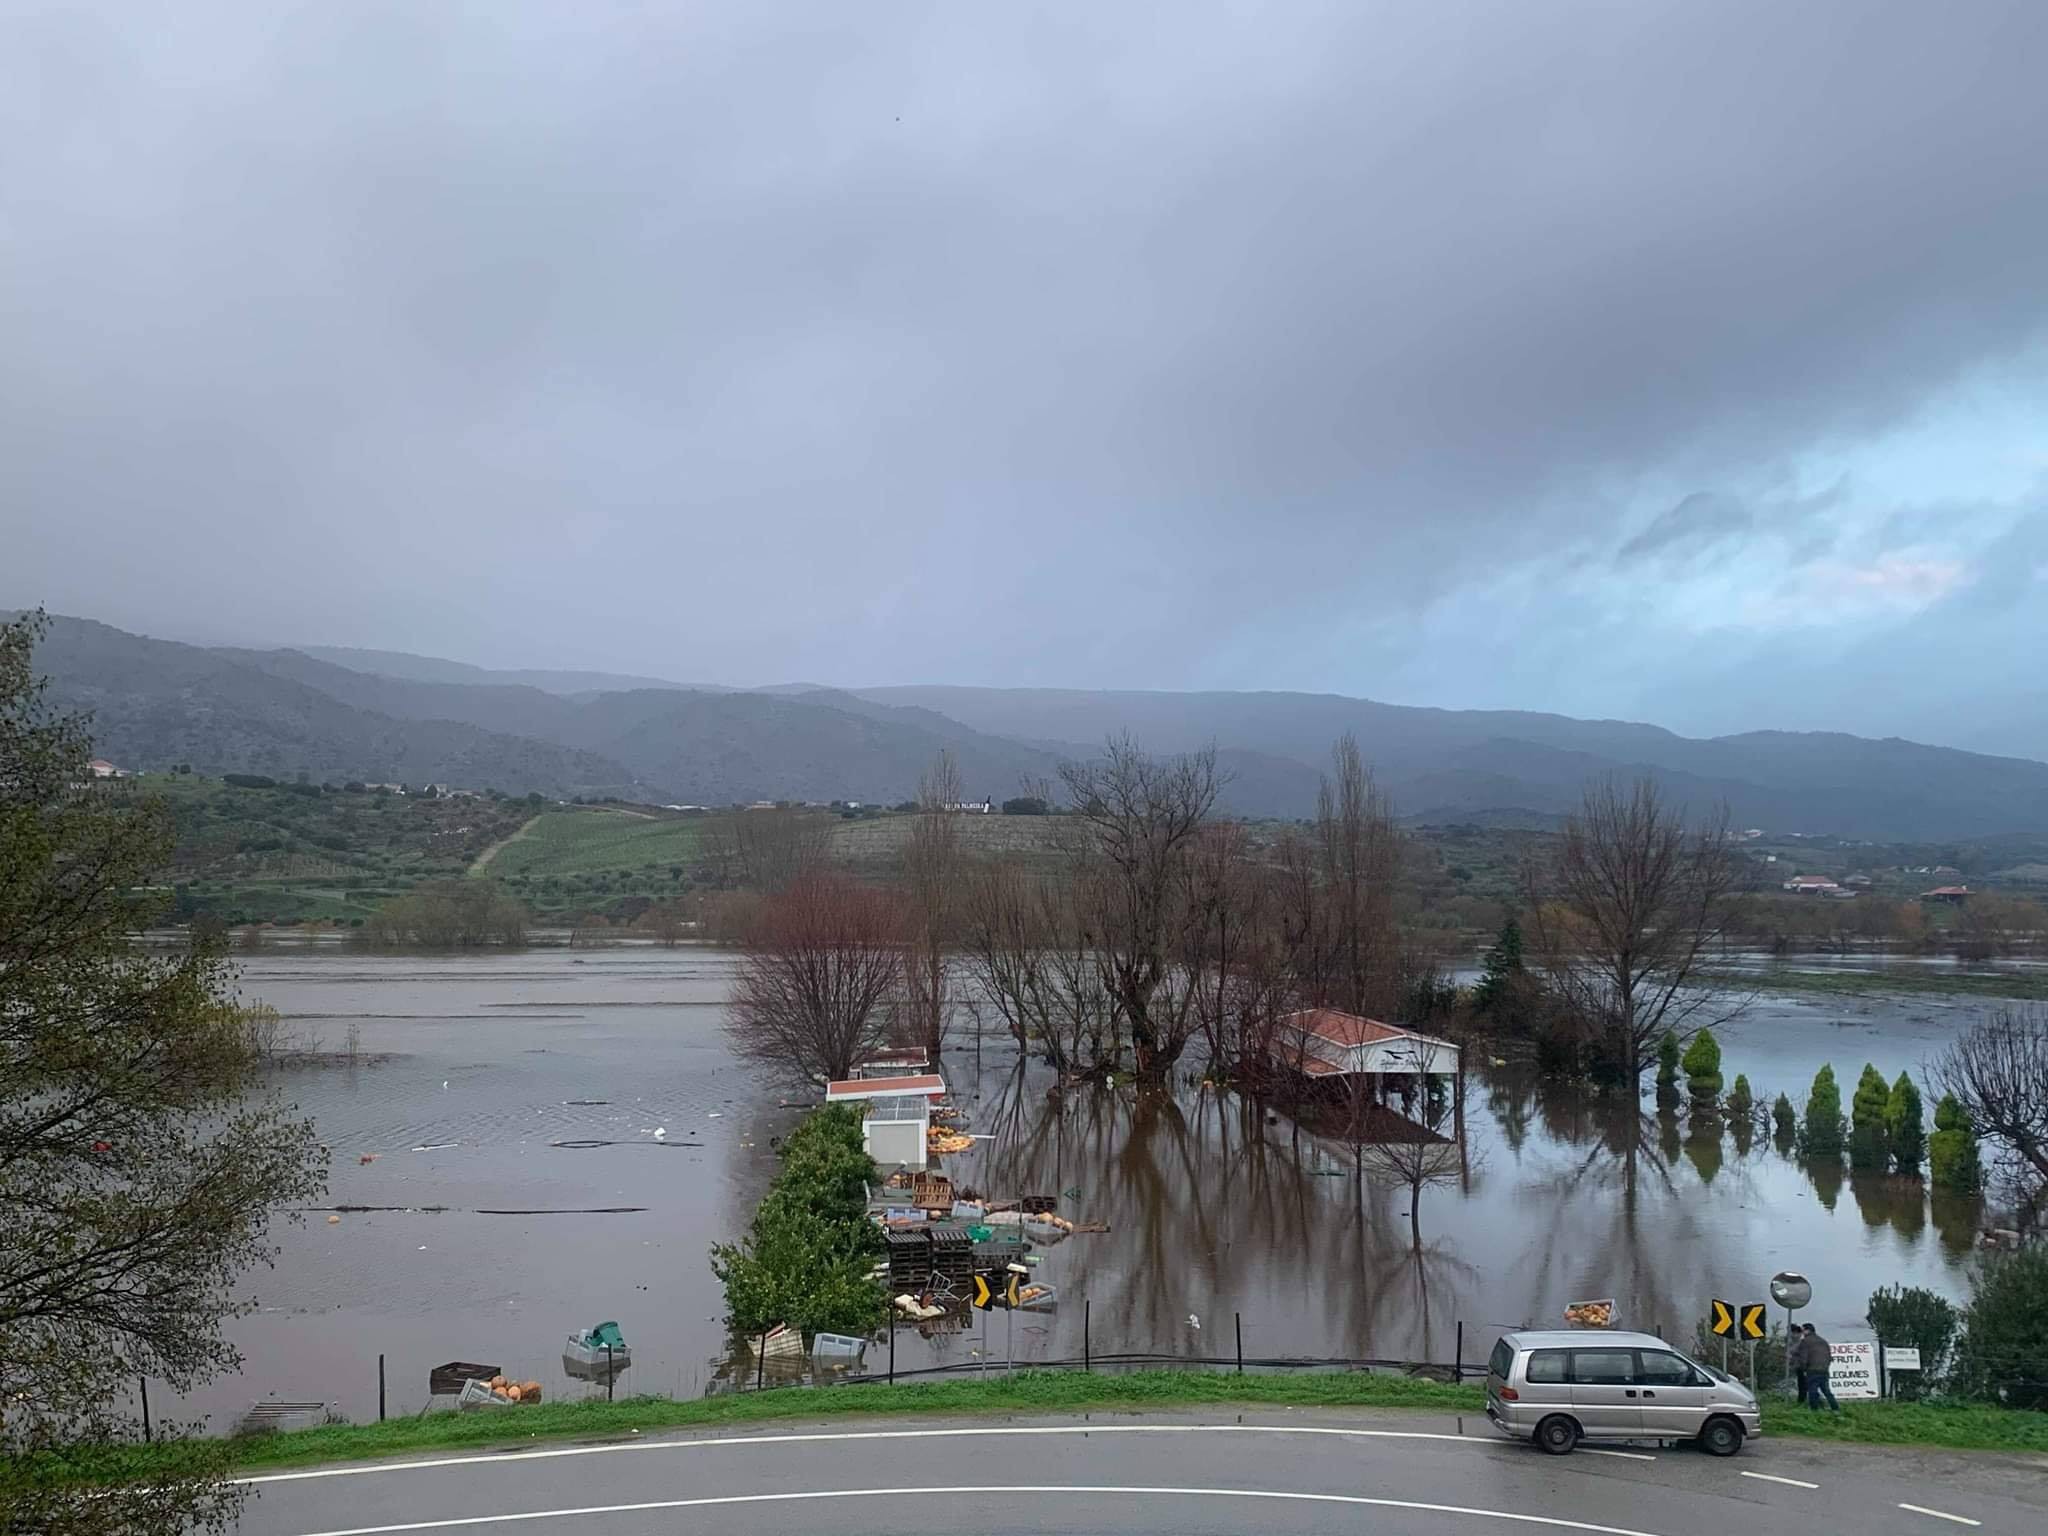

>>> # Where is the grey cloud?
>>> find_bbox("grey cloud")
[1,1,2046,721]
[1616,493,1751,561]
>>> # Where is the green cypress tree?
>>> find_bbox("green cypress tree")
[1802,1064,1845,1156]
[1727,1073,1754,1117]
[1886,1072,1926,1176]
[1656,1028,1681,1102]
[1850,1063,1891,1170]
[1682,1028,1723,1099]
[1928,1093,1982,1193]
[1772,1092,1797,1145]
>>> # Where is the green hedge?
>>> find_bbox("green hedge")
[710,1105,885,1340]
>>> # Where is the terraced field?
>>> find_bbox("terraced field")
[479,807,704,877]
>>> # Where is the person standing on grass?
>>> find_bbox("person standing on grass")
[1801,1324,1840,1411]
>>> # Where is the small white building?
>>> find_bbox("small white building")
[824,1072,947,1172]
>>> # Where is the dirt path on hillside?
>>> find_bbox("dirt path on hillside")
[468,814,542,875]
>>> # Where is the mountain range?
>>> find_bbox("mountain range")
[17,614,2048,840]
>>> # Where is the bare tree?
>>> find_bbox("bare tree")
[901,749,962,1059]
[959,855,1121,1076]
[1059,736,1223,1084]
[1179,821,1289,1081]
[1933,1005,2048,1197]
[1317,733,1399,1019]
[726,873,904,1085]
[1524,777,1748,1083]
[1362,1035,1466,1248]
[733,806,833,891]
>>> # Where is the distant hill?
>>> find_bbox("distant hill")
[19,617,2048,838]
[297,644,720,697]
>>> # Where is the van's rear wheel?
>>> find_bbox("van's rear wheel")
[1535,1415,1579,1455]
[1699,1417,1744,1457]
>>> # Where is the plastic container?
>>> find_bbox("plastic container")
[810,1332,866,1362]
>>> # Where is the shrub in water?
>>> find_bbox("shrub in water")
[1850,1062,1891,1170]
[1802,1064,1845,1156]
[1886,1072,1926,1176]
[1928,1093,1983,1193]
[1682,1028,1723,1099]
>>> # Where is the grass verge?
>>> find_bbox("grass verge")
[36,1370,2048,1485]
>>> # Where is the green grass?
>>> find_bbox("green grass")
[483,808,702,879]
[1758,1395,2048,1451]
[1712,966,2048,1002]
[36,1370,2048,1486]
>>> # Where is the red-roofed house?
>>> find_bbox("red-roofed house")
[1269,1008,1460,1083]
[1920,885,1971,904]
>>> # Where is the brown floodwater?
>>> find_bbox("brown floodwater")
[167,945,2000,1429]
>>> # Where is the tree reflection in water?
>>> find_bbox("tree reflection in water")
[900,1041,1979,1376]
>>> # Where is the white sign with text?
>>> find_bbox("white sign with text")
[1829,1339,1881,1399]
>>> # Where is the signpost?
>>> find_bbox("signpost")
[1884,1346,1922,1372]
[1740,1302,1766,1384]
[1710,1298,1735,1373]
[1004,1262,1028,1376]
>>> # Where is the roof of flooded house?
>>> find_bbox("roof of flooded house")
[1921,885,1971,897]
[825,1073,946,1100]
[1280,1008,1411,1047]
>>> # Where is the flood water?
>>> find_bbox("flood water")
[173,945,2007,1429]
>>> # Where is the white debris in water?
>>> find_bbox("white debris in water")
[708,1112,722,1119]
[654,1127,666,1139]
[1188,1313,1201,1330]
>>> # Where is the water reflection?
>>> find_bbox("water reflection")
[172,949,1998,1424]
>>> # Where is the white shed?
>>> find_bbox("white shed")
[825,1073,947,1172]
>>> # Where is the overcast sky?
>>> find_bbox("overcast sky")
[5,2,2046,753]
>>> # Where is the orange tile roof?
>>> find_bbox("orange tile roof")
[825,1073,946,1099]
[1279,1008,1410,1047]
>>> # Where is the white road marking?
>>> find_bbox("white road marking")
[284,1483,1677,1536]
[1580,1447,1656,1461]
[1740,1470,1819,1489]
[1898,1503,1980,1527]
[236,1421,1508,1485]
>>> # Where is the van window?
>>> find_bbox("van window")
[1489,1339,1514,1380]
[1637,1351,1697,1386]
[1569,1349,1635,1384]
[1526,1349,1568,1383]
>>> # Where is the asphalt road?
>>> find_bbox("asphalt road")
[231,1407,2048,1536]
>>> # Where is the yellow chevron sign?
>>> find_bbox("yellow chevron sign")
[1741,1303,1767,1340]
[1710,1298,1736,1337]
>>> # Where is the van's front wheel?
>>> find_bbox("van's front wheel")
[1698,1417,1744,1457]
[1535,1415,1579,1455]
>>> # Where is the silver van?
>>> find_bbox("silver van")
[1485,1329,1761,1456]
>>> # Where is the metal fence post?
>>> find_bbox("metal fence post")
[1235,1312,1243,1374]
[378,1353,386,1421]
[605,1343,614,1401]
[756,1335,764,1393]
[140,1378,151,1444]
[889,1320,896,1386]
[1454,1320,1463,1383]
[1084,1299,1091,1373]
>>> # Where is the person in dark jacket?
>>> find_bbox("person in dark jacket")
[1801,1325,1840,1410]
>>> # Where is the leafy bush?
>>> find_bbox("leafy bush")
[1802,1064,1844,1156]
[1887,1072,1926,1176]
[1929,1093,1983,1193]
[1682,1029,1723,1098]
[1656,1029,1680,1095]
[710,1106,885,1341]
[1772,1093,1797,1143]
[1952,1247,2048,1408]
[1866,1284,1959,1398]
[1727,1074,1753,1118]
[1850,1063,1890,1170]
[1001,796,1049,815]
